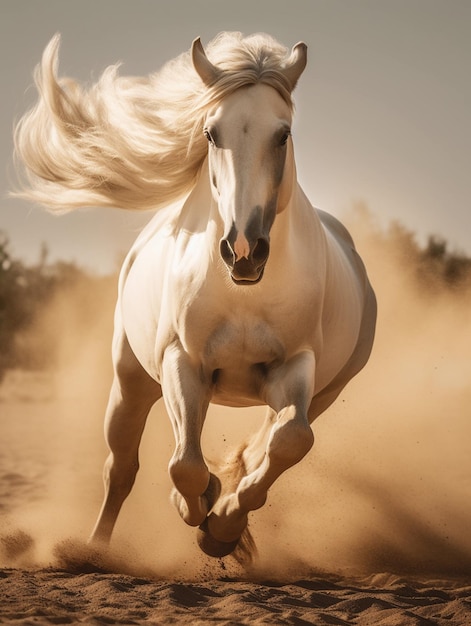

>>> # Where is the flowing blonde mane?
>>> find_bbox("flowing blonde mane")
[13,32,296,212]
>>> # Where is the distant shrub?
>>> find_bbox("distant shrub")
[418,235,471,289]
[350,208,471,292]
[0,231,115,381]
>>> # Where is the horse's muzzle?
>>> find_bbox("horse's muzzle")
[220,236,269,285]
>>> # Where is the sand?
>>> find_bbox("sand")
[1,567,470,625]
[1,216,471,624]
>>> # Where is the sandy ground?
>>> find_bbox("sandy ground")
[1,566,470,625]
[1,220,471,624]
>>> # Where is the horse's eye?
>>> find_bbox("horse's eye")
[203,129,215,146]
[280,130,291,146]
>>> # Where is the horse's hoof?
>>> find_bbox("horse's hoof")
[197,519,239,558]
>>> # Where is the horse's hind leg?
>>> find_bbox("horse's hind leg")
[89,332,161,545]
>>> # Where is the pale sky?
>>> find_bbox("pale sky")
[1,0,470,273]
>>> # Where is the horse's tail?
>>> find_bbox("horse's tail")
[13,35,206,213]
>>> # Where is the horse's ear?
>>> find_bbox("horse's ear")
[191,37,220,86]
[282,42,307,91]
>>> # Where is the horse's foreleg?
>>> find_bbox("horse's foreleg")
[89,335,161,546]
[162,342,214,527]
[205,350,315,545]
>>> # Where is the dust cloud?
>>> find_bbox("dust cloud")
[1,208,470,579]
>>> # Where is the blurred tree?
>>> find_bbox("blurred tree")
[0,230,115,382]
[419,235,471,289]
[0,232,31,379]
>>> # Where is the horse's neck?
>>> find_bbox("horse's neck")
[176,159,215,233]
[274,145,326,254]
[272,183,327,256]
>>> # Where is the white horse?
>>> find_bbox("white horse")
[14,32,376,558]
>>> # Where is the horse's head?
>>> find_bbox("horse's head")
[192,38,307,285]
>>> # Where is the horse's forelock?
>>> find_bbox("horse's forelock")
[182,33,295,162]
[198,32,294,109]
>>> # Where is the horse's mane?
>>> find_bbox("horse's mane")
[13,32,295,212]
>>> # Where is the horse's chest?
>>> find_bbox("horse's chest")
[202,318,285,368]
[191,318,284,405]
[178,290,317,370]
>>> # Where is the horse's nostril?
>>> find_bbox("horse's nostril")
[252,237,270,265]
[220,239,235,266]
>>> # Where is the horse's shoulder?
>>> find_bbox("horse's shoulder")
[118,204,181,287]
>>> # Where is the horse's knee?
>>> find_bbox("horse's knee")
[269,409,314,467]
[168,454,209,497]
[169,455,212,527]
